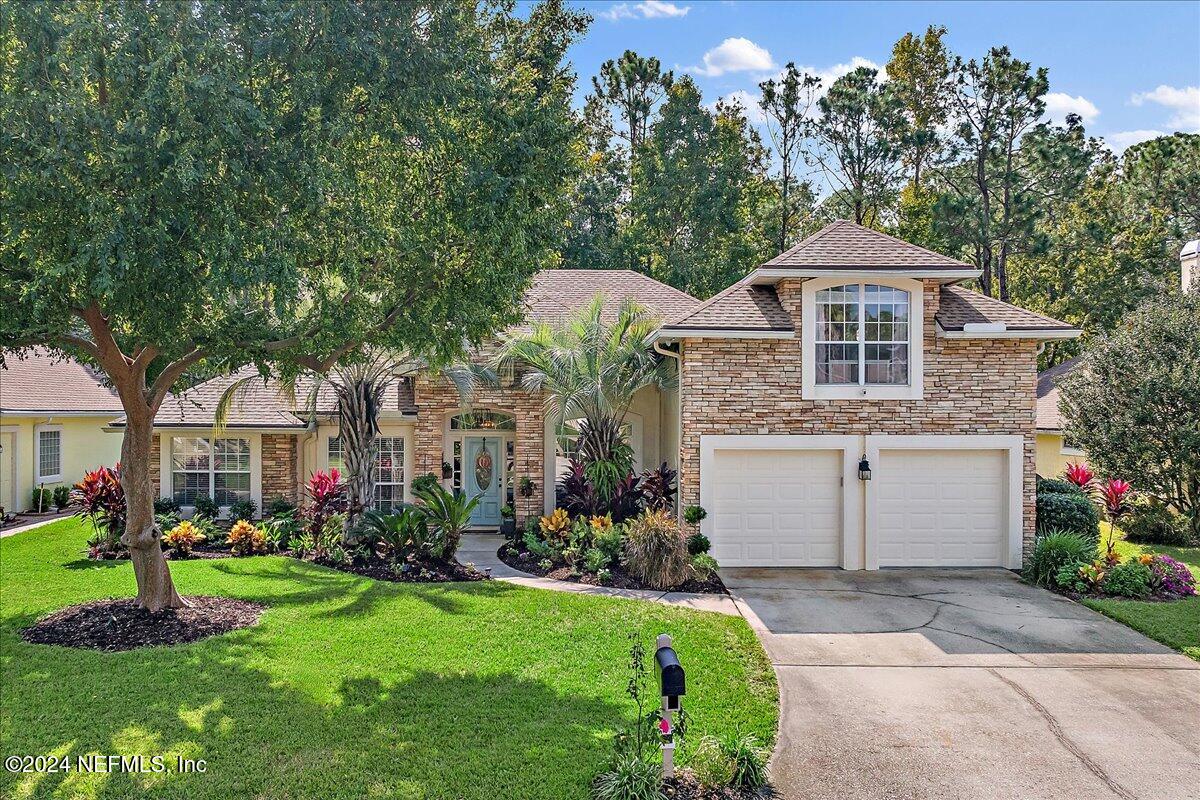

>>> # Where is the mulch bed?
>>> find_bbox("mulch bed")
[21,596,265,652]
[498,545,726,594]
[307,553,489,583]
[664,773,774,799]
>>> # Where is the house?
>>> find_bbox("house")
[0,348,125,514]
[651,220,1078,570]
[1035,357,1083,479]
[120,221,1081,570]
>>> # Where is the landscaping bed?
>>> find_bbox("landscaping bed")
[307,551,488,583]
[500,542,725,594]
[21,595,264,652]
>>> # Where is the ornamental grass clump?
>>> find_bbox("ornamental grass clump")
[622,509,691,590]
[1024,530,1094,588]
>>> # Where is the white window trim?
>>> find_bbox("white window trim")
[698,434,864,570]
[801,276,924,400]
[863,434,1024,570]
[159,432,262,518]
[34,424,63,483]
[320,425,414,504]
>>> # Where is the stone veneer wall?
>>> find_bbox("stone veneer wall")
[412,371,547,526]
[150,434,161,495]
[261,433,299,506]
[677,278,1040,558]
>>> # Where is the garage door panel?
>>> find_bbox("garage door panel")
[710,448,843,567]
[874,449,1006,567]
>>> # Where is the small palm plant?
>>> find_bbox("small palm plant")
[412,482,480,562]
[496,293,673,499]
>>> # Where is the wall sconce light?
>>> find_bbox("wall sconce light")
[858,456,872,481]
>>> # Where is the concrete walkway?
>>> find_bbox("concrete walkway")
[722,567,1200,800]
[458,533,739,615]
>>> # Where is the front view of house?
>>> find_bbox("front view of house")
[128,222,1078,570]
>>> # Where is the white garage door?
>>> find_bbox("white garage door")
[710,449,843,566]
[875,449,1007,567]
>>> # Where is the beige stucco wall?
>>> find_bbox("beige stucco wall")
[0,414,123,512]
[1036,432,1085,479]
[676,278,1041,559]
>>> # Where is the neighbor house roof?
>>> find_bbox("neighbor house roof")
[522,269,698,327]
[1036,357,1081,432]
[762,219,975,272]
[0,348,124,414]
[657,278,792,335]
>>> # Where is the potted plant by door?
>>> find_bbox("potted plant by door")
[519,477,535,498]
[500,504,517,538]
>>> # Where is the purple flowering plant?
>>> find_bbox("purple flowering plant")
[1146,555,1196,598]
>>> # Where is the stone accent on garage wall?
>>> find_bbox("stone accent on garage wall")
[413,369,547,526]
[678,278,1039,558]
[261,433,299,506]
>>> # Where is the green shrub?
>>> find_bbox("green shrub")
[192,494,220,520]
[592,525,624,562]
[413,481,478,561]
[691,553,719,580]
[686,532,710,555]
[622,509,691,590]
[1054,559,1098,593]
[591,753,661,800]
[691,733,769,790]
[30,487,54,512]
[52,485,71,510]
[682,505,707,525]
[153,497,181,515]
[361,508,434,564]
[1036,492,1100,541]
[262,508,303,552]
[410,472,440,496]
[265,495,296,517]
[1102,560,1153,598]
[523,529,557,560]
[1024,530,1094,588]
[1036,476,1082,497]
[1123,500,1195,546]
[584,547,613,573]
[228,498,257,523]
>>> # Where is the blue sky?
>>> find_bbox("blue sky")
[558,0,1200,152]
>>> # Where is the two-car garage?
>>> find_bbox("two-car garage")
[700,435,1025,570]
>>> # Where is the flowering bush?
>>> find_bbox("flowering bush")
[228,519,267,555]
[304,469,347,537]
[163,520,206,556]
[1063,463,1095,493]
[1146,554,1197,597]
[73,465,126,553]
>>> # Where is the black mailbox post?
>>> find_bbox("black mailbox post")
[655,644,686,709]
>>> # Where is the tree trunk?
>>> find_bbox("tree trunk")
[120,412,186,611]
[337,378,382,537]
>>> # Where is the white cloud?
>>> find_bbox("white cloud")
[1104,129,1167,152]
[709,90,767,123]
[1130,84,1200,130]
[599,1,690,22]
[686,37,775,77]
[811,56,881,87]
[1044,92,1100,125]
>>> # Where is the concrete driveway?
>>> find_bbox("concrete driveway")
[722,568,1200,800]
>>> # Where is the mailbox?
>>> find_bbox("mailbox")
[655,642,686,709]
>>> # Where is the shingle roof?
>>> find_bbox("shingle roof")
[659,278,792,333]
[1,348,124,413]
[764,219,975,271]
[935,286,1078,332]
[142,369,418,429]
[522,270,698,327]
[1036,357,1081,431]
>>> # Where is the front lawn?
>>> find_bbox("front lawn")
[0,520,777,799]
[1083,531,1200,661]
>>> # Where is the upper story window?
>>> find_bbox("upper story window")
[815,284,910,386]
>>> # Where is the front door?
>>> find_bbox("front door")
[465,436,502,527]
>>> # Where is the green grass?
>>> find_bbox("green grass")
[1083,528,1200,661]
[0,520,777,799]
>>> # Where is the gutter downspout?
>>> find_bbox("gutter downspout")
[653,339,683,522]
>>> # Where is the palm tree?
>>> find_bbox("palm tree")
[496,293,674,496]
[217,349,483,533]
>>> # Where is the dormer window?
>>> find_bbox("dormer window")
[802,277,924,400]
[815,284,910,386]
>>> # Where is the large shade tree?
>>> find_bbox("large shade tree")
[0,1,584,610]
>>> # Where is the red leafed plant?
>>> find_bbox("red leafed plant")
[1099,478,1133,558]
[1064,462,1095,493]
[73,464,126,552]
[304,468,347,536]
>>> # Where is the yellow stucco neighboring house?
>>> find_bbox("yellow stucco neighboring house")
[1036,356,1085,479]
[0,349,124,515]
